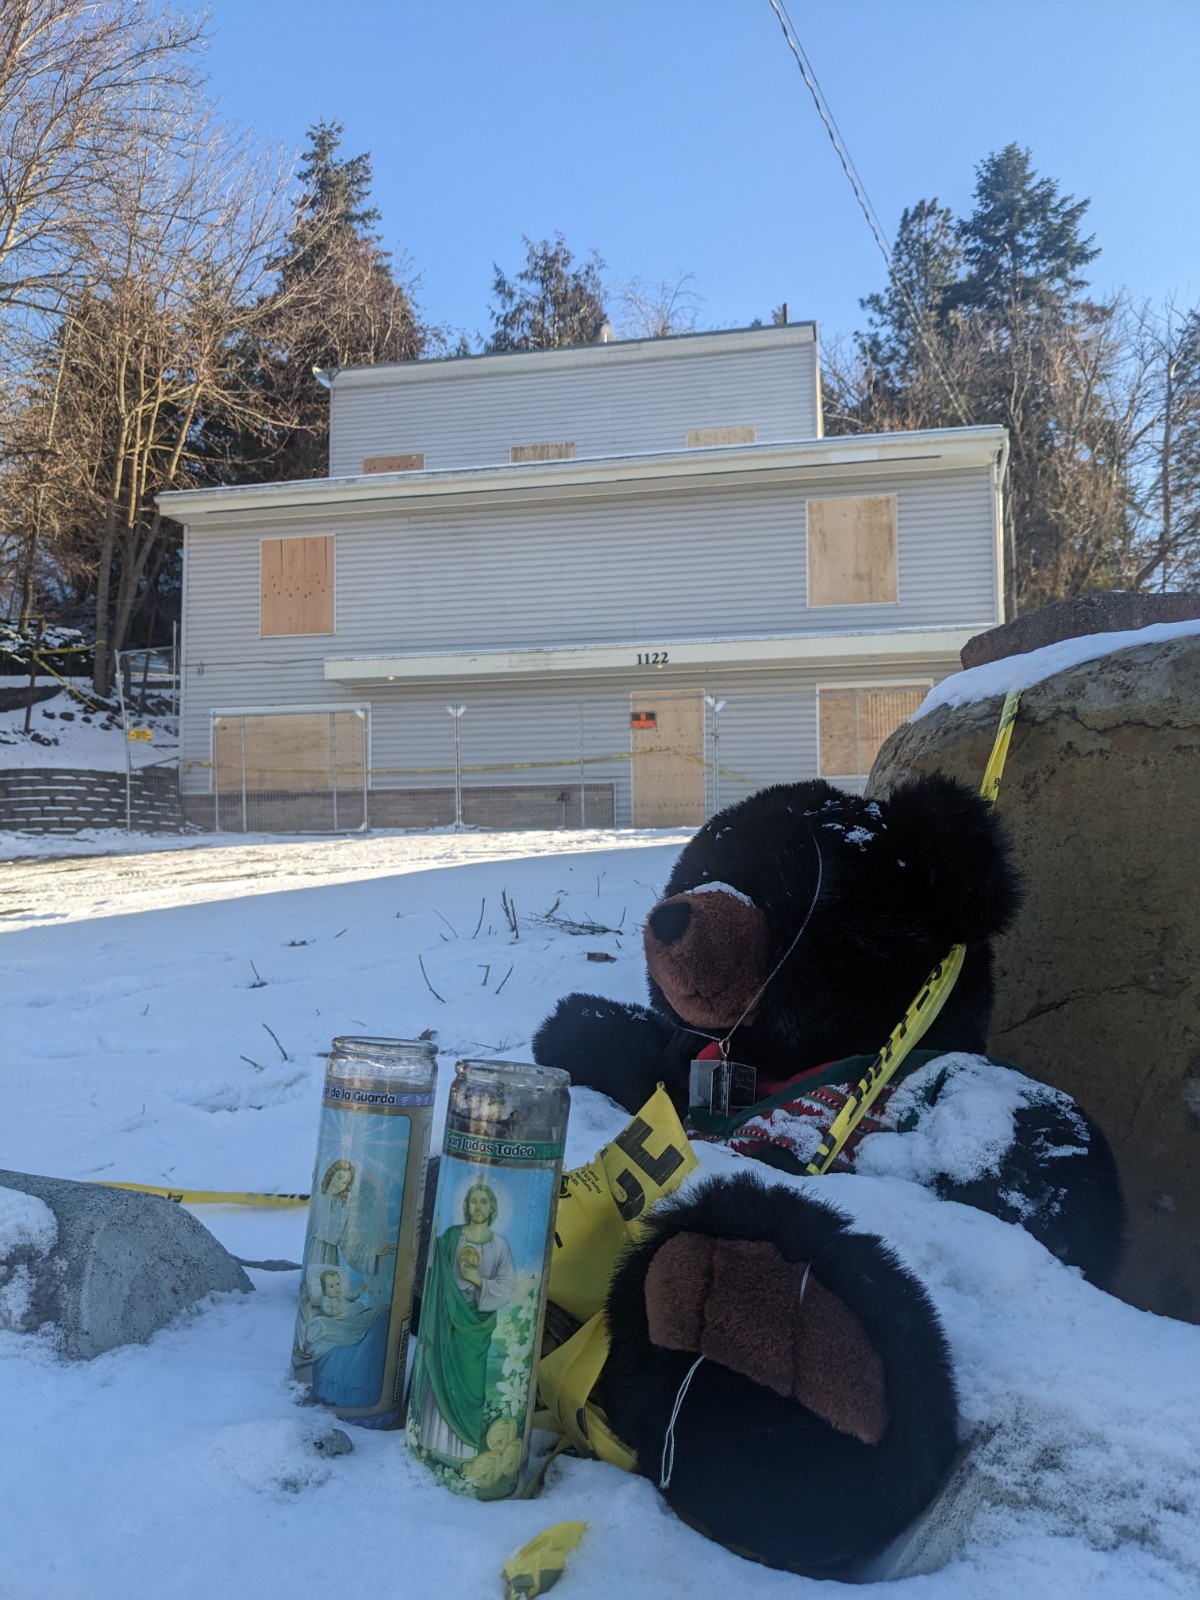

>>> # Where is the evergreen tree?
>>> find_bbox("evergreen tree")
[236,120,429,481]
[280,119,383,286]
[488,235,607,352]
[859,199,961,400]
[948,144,1098,318]
[828,146,1131,613]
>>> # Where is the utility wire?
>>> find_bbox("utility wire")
[767,0,971,426]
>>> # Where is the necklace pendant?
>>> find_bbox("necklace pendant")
[688,1054,757,1117]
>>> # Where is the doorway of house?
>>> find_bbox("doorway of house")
[630,690,706,826]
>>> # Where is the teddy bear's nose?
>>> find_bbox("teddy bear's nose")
[648,900,691,945]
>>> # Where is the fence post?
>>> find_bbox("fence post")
[447,704,465,828]
[23,616,44,734]
[578,701,586,828]
[239,715,248,834]
[116,655,132,833]
[330,711,339,832]
[704,695,726,817]
[360,708,369,831]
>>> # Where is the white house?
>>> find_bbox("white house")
[158,323,1006,831]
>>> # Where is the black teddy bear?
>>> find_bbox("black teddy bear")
[532,774,1124,1575]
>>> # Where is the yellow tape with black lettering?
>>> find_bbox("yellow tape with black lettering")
[804,687,1022,1177]
[97,1181,309,1207]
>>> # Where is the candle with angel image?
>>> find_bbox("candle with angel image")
[407,1058,569,1498]
[292,1038,436,1426]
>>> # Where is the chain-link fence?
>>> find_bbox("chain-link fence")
[186,682,926,835]
[117,645,183,831]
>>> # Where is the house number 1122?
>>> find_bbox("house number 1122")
[636,651,669,666]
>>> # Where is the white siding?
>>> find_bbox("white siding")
[182,465,994,682]
[329,333,821,478]
[183,662,957,818]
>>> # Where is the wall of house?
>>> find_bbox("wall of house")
[183,460,995,675]
[176,652,956,828]
[327,328,822,479]
[178,457,1000,818]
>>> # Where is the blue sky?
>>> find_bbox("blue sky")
[202,0,1200,352]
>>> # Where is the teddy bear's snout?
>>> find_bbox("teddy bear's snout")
[643,889,770,1027]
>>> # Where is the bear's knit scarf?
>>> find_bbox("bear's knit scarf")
[686,1045,961,1172]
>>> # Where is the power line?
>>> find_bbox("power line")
[767,0,971,426]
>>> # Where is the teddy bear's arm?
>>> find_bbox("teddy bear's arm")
[936,1099,1126,1290]
[531,994,693,1114]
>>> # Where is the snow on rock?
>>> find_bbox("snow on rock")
[0,1188,57,1330]
[914,617,1200,721]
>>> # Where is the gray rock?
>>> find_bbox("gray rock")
[869,630,1200,1322]
[961,590,1200,669]
[0,1171,252,1359]
[313,1428,354,1457]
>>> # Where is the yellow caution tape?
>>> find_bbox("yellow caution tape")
[97,1182,309,1207]
[803,945,967,1176]
[548,1083,697,1324]
[534,1086,696,1472]
[501,1521,587,1598]
[804,688,1023,1176]
[979,686,1022,805]
[23,651,107,712]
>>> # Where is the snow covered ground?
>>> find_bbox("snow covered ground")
[5,639,1200,1600]
[0,679,150,771]
[3,826,1199,1599]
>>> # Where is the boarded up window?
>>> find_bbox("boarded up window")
[260,536,333,636]
[362,453,424,474]
[511,441,575,463]
[686,425,756,448]
[818,686,927,778]
[807,495,898,606]
[212,709,367,831]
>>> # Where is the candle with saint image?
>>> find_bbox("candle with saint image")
[407,1057,570,1498]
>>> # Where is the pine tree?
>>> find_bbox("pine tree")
[859,200,961,400]
[828,146,1133,613]
[948,144,1098,319]
[488,235,607,352]
[280,119,383,286]
[237,120,429,481]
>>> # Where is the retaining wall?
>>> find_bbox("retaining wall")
[0,767,186,835]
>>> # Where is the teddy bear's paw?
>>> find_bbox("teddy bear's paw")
[643,1232,888,1445]
[532,993,687,1112]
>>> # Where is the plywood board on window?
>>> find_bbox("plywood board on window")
[363,453,424,473]
[686,425,756,448]
[213,711,365,793]
[818,685,927,778]
[807,495,897,607]
[260,536,334,636]
[259,535,333,635]
[511,440,576,463]
[631,692,705,826]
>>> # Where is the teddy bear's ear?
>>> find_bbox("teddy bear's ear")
[882,772,1023,945]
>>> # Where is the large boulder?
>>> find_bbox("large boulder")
[960,591,1200,669]
[0,1172,251,1358]
[869,628,1200,1322]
